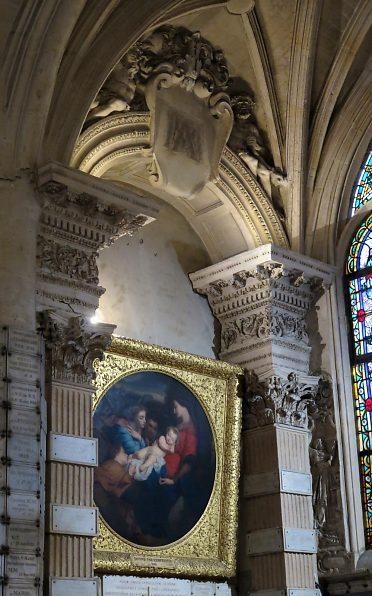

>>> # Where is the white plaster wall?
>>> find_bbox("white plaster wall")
[97,198,217,358]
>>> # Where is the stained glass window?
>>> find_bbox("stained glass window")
[351,150,372,215]
[346,213,372,545]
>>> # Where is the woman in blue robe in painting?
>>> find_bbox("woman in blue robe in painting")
[113,406,147,455]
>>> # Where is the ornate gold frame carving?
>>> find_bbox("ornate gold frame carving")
[93,337,242,578]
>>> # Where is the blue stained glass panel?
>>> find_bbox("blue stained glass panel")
[360,455,372,544]
[351,150,372,215]
[349,276,372,356]
[353,362,372,452]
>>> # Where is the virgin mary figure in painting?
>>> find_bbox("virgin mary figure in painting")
[93,371,215,547]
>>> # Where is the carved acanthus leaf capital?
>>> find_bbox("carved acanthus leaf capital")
[38,312,114,386]
[244,370,317,429]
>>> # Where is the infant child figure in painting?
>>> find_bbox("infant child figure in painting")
[128,426,179,481]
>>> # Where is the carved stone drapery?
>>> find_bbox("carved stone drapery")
[36,162,158,316]
[190,244,335,377]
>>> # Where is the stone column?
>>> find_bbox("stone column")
[35,163,157,595]
[190,244,335,596]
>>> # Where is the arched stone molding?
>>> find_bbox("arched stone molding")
[71,113,288,263]
[305,71,372,264]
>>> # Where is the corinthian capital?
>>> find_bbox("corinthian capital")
[38,311,115,386]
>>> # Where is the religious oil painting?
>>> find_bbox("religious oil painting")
[93,370,215,547]
[92,337,242,578]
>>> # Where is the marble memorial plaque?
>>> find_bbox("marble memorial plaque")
[7,525,39,550]
[50,578,99,596]
[8,409,40,435]
[49,433,97,466]
[244,471,279,497]
[246,528,283,555]
[8,329,41,356]
[4,586,39,596]
[191,581,215,595]
[9,384,40,409]
[8,493,40,522]
[8,464,41,492]
[6,553,38,579]
[103,575,191,596]
[50,504,97,535]
[7,434,40,464]
[280,470,312,495]
[7,353,40,383]
[284,528,316,553]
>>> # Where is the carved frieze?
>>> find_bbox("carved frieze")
[38,312,113,386]
[37,237,99,285]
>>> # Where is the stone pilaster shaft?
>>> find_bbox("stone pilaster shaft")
[41,312,114,584]
[35,163,156,592]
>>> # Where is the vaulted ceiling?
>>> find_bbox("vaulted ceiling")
[1,0,371,264]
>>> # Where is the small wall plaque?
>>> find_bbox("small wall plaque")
[280,470,312,495]
[7,524,40,550]
[284,528,316,553]
[49,433,97,466]
[6,552,38,579]
[50,504,97,536]
[246,528,283,555]
[9,384,40,409]
[7,434,40,464]
[7,493,40,522]
[8,329,41,356]
[50,578,99,596]
[8,464,41,492]
[7,353,41,383]
[103,575,191,596]
[8,409,40,436]
[244,472,279,497]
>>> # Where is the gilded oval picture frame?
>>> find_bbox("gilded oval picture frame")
[93,337,242,578]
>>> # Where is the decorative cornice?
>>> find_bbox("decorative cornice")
[36,162,158,317]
